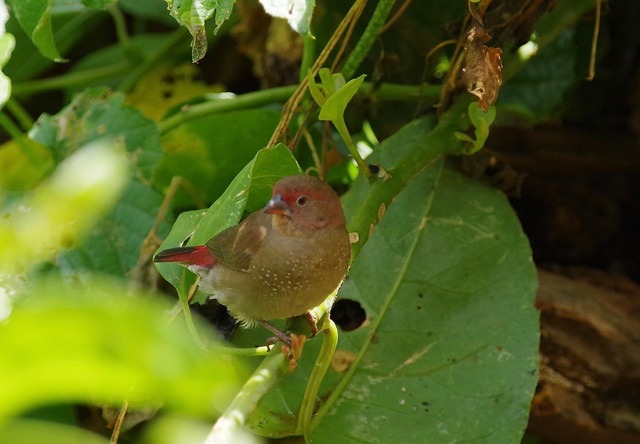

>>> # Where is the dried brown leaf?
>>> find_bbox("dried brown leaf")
[462,3,503,112]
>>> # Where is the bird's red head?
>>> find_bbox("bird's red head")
[264,175,346,230]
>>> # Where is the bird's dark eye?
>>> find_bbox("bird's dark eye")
[296,195,309,206]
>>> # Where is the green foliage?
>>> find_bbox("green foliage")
[155,107,283,206]
[455,102,497,153]
[0,0,597,441]
[28,88,168,277]
[313,159,538,443]
[0,280,239,420]
[166,0,234,62]
[0,141,127,269]
[308,68,368,174]
[7,0,67,62]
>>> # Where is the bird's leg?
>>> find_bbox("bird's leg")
[258,320,292,348]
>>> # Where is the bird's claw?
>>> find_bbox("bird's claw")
[282,333,306,372]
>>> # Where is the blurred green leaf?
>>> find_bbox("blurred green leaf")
[30,87,161,179]
[0,136,53,191]
[0,279,240,421]
[0,141,127,270]
[259,0,314,34]
[155,143,300,303]
[0,33,14,108]
[26,88,168,278]
[0,419,109,444]
[166,0,235,62]
[154,107,282,207]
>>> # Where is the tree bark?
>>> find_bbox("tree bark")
[528,267,640,444]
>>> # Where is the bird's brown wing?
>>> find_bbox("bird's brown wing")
[205,213,268,272]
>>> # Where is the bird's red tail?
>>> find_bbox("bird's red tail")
[153,246,217,268]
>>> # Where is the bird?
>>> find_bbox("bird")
[153,174,352,346]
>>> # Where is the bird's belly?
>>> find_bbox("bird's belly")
[207,259,346,324]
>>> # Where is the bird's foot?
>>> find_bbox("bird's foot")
[258,320,307,370]
[259,320,292,349]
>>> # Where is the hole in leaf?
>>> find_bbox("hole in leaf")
[331,298,366,332]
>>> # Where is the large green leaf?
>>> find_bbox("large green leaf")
[28,88,169,277]
[30,88,161,179]
[5,0,110,62]
[309,159,538,443]
[155,107,282,207]
[243,119,538,442]
[57,180,165,276]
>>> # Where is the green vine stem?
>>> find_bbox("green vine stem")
[158,82,440,135]
[12,63,131,97]
[0,111,24,142]
[205,349,286,443]
[347,97,470,259]
[299,33,316,84]
[297,319,339,439]
[342,0,398,79]
[0,112,47,167]
[158,85,297,134]
[107,4,143,62]
[5,98,34,131]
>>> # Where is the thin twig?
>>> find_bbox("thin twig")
[129,176,183,292]
[330,0,367,73]
[381,0,413,34]
[109,400,129,444]
[267,0,369,148]
[586,0,601,81]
